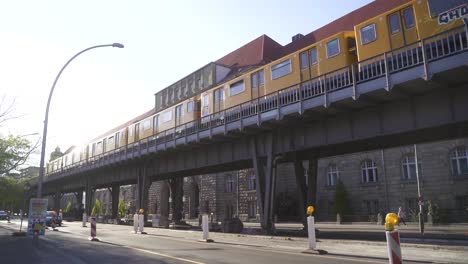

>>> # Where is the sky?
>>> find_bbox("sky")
[0,0,374,167]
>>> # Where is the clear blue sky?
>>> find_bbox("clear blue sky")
[0,0,373,166]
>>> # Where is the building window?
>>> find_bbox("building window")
[403,7,415,29]
[450,146,468,176]
[271,59,292,80]
[300,51,308,69]
[361,160,378,183]
[225,174,234,193]
[187,101,194,113]
[248,201,256,218]
[327,164,339,186]
[248,173,256,191]
[360,24,376,45]
[310,48,318,65]
[326,38,341,58]
[401,154,421,180]
[229,80,245,96]
[364,200,380,215]
[389,13,400,34]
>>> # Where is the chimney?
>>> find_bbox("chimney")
[292,33,304,42]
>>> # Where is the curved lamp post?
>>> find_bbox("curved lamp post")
[37,43,124,198]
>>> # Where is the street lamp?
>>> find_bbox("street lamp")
[37,43,124,198]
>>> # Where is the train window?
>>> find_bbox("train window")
[187,101,194,112]
[310,48,317,65]
[128,126,133,137]
[300,52,308,69]
[115,132,120,147]
[259,70,264,85]
[389,13,400,34]
[403,7,415,29]
[251,73,258,88]
[143,119,151,131]
[203,94,209,106]
[326,38,341,57]
[360,24,376,45]
[108,136,114,146]
[153,115,159,129]
[271,59,292,80]
[162,110,172,123]
[229,80,245,96]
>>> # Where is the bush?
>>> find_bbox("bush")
[118,199,126,218]
[91,199,102,217]
[332,180,352,219]
[64,201,72,214]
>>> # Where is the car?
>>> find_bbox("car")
[0,210,7,220]
[45,211,62,227]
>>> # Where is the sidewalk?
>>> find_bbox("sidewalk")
[183,219,468,244]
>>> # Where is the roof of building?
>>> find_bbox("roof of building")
[216,34,283,67]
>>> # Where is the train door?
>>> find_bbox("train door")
[153,115,159,134]
[388,6,418,50]
[134,123,140,141]
[251,70,264,99]
[175,104,183,126]
[213,87,224,113]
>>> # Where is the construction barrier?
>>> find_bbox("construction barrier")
[138,215,145,233]
[89,217,99,241]
[307,216,317,249]
[82,213,87,227]
[385,230,402,264]
[133,214,138,233]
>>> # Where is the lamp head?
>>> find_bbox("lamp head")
[112,43,124,48]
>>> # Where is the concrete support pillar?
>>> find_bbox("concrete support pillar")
[53,189,61,213]
[136,165,151,223]
[250,133,275,233]
[169,177,184,224]
[293,157,307,227]
[160,180,170,227]
[307,158,318,216]
[111,184,120,219]
[85,181,94,216]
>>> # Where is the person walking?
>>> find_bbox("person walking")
[397,207,407,226]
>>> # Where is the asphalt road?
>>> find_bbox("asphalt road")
[3,219,468,263]
[0,221,388,264]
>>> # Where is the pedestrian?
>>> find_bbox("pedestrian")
[397,207,407,226]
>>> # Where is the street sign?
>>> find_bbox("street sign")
[27,198,48,236]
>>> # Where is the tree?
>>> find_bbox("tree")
[0,96,37,176]
[64,201,72,214]
[91,199,102,216]
[49,146,63,161]
[0,177,26,212]
[118,199,125,218]
[333,180,352,219]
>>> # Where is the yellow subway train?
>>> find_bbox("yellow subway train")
[46,0,467,175]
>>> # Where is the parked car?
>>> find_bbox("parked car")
[0,210,7,220]
[45,211,62,226]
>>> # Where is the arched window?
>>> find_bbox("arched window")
[361,160,378,183]
[450,146,468,176]
[327,164,339,186]
[401,154,421,180]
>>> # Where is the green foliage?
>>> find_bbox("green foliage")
[64,201,72,213]
[91,199,102,216]
[118,199,125,218]
[0,177,26,211]
[0,135,33,176]
[49,146,63,162]
[332,180,352,217]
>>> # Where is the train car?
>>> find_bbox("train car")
[200,31,357,117]
[126,95,201,145]
[355,0,466,62]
